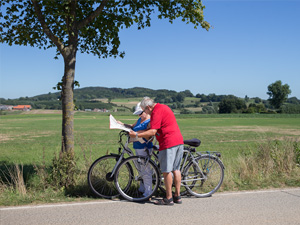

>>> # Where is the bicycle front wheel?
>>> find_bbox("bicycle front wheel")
[114,156,160,202]
[88,154,129,199]
[183,155,224,197]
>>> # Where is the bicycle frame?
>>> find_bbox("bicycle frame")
[180,147,208,185]
[151,143,224,185]
[181,150,224,187]
[150,145,205,189]
[107,131,135,180]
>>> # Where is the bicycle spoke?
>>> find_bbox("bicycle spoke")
[115,156,159,202]
[183,155,224,197]
[88,155,120,199]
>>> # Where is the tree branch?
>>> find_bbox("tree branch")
[69,0,77,34]
[77,0,109,30]
[31,0,65,56]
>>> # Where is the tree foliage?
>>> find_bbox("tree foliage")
[279,104,300,114]
[0,0,210,153]
[243,103,266,114]
[267,80,291,109]
[286,97,300,105]
[218,96,246,113]
[1,0,210,57]
[196,93,229,102]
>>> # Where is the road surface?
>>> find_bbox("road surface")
[1,188,300,225]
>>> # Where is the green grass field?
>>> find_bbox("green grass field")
[0,111,299,205]
[1,112,299,165]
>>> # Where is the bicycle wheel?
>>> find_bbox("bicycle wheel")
[114,156,160,202]
[88,154,132,199]
[183,155,224,197]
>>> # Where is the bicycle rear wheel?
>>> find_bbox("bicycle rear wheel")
[114,156,160,202]
[88,155,132,199]
[183,155,224,197]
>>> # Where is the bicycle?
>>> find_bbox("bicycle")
[114,138,225,202]
[87,130,136,199]
[180,139,225,197]
[88,130,225,202]
[88,130,158,199]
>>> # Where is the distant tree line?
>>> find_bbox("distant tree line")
[1,83,300,113]
[0,97,115,110]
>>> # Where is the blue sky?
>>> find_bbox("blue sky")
[1,0,299,100]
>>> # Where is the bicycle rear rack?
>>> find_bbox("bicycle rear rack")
[196,151,222,158]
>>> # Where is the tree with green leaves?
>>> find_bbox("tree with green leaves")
[267,80,291,109]
[1,0,210,154]
[218,97,246,113]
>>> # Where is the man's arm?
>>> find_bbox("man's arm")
[129,129,157,139]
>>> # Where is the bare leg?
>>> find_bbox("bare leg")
[163,172,173,200]
[172,170,181,197]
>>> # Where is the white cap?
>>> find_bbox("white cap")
[133,102,143,115]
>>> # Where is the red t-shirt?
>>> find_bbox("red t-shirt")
[150,103,184,151]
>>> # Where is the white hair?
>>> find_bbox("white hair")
[140,96,155,109]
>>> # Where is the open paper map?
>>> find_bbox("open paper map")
[109,114,145,143]
[109,114,131,132]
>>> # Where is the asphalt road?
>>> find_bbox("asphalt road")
[1,188,300,225]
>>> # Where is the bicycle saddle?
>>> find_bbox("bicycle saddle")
[184,138,201,147]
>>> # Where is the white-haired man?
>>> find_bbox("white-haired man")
[129,97,184,205]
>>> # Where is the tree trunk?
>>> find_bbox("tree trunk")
[61,47,77,154]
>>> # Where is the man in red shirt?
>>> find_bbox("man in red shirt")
[129,97,184,205]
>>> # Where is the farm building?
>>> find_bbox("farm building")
[0,105,13,110]
[12,105,32,111]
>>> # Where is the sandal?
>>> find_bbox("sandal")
[173,196,182,204]
[154,197,174,206]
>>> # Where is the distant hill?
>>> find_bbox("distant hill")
[33,86,178,101]
[0,87,181,111]
[1,87,299,113]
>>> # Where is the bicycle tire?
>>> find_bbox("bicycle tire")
[88,154,132,199]
[183,155,224,197]
[114,156,160,202]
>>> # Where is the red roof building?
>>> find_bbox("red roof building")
[12,105,32,111]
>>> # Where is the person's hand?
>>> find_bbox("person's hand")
[129,130,137,138]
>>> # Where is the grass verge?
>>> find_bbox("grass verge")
[1,137,299,206]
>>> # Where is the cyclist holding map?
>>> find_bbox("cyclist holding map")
[116,102,153,198]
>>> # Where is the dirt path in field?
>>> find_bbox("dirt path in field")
[222,126,300,136]
[21,110,62,114]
